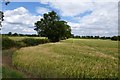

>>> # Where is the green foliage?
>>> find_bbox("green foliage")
[12,33,19,36]
[2,66,24,78]
[22,38,49,46]
[2,37,18,49]
[8,32,12,36]
[34,11,71,42]
[0,11,4,29]
[111,36,120,41]
[2,37,49,49]
[0,11,4,21]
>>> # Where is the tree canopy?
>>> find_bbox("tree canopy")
[34,11,71,42]
[0,11,4,28]
[0,1,9,29]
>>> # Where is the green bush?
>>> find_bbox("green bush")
[2,37,18,49]
[22,38,49,46]
[2,37,49,49]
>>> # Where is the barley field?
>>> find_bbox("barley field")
[12,39,118,78]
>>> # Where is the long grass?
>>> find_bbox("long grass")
[2,66,25,78]
[12,39,118,78]
[2,48,26,78]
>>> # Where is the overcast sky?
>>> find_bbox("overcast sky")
[1,0,119,36]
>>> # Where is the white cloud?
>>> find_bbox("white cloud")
[39,0,94,16]
[2,7,42,34]
[23,28,35,32]
[36,7,50,14]
[39,0,119,16]
[66,2,118,36]
[5,7,28,17]
[68,22,80,30]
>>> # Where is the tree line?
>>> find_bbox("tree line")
[73,35,120,41]
[2,32,120,41]
[2,32,39,37]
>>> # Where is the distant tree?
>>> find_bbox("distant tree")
[90,36,93,39]
[13,33,18,36]
[34,11,71,42]
[111,36,119,41]
[119,36,120,41]
[19,34,24,36]
[8,32,12,36]
[74,35,80,38]
[86,36,91,39]
[105,37,111,39]
[94,36,99,39]
[100,36,106,40]
[82,36,85,38]
[71,34,74,38]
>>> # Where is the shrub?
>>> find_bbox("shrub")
[22,38,49,46]
[2,37,17,49]
[2,37,49,49]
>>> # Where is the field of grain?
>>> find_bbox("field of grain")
[12,39,118,78]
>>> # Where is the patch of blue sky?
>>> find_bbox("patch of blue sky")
[61,16,77,23]
[75,10,92,18]
[2,2,40,14]
[36,3,60,16]
[62,10,92,23]
[2,2,60,16]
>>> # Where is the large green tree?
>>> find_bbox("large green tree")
[34,11,71,42]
